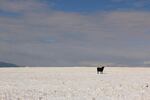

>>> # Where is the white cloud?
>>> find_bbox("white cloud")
[144,61,150,65]
[0,0,48,13]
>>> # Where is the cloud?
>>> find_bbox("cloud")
[144,61,150,65]
[0,0,150,66]
[0,0,48,13]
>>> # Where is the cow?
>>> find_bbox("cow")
[97,66,105,74]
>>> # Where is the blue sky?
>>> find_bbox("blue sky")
[0,0,150,67]
[49,0,150,12]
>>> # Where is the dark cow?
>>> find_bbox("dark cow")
[97,66,105,74]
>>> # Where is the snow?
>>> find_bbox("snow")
[0,67,150,100]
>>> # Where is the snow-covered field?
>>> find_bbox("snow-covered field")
[0,67,150,100]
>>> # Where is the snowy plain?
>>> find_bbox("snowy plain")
[0,67,150,100]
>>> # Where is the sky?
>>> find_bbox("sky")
[0,0,150,67]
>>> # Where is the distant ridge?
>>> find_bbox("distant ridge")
[0,61,20,67]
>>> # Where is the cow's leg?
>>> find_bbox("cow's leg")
[97,71,99,74]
